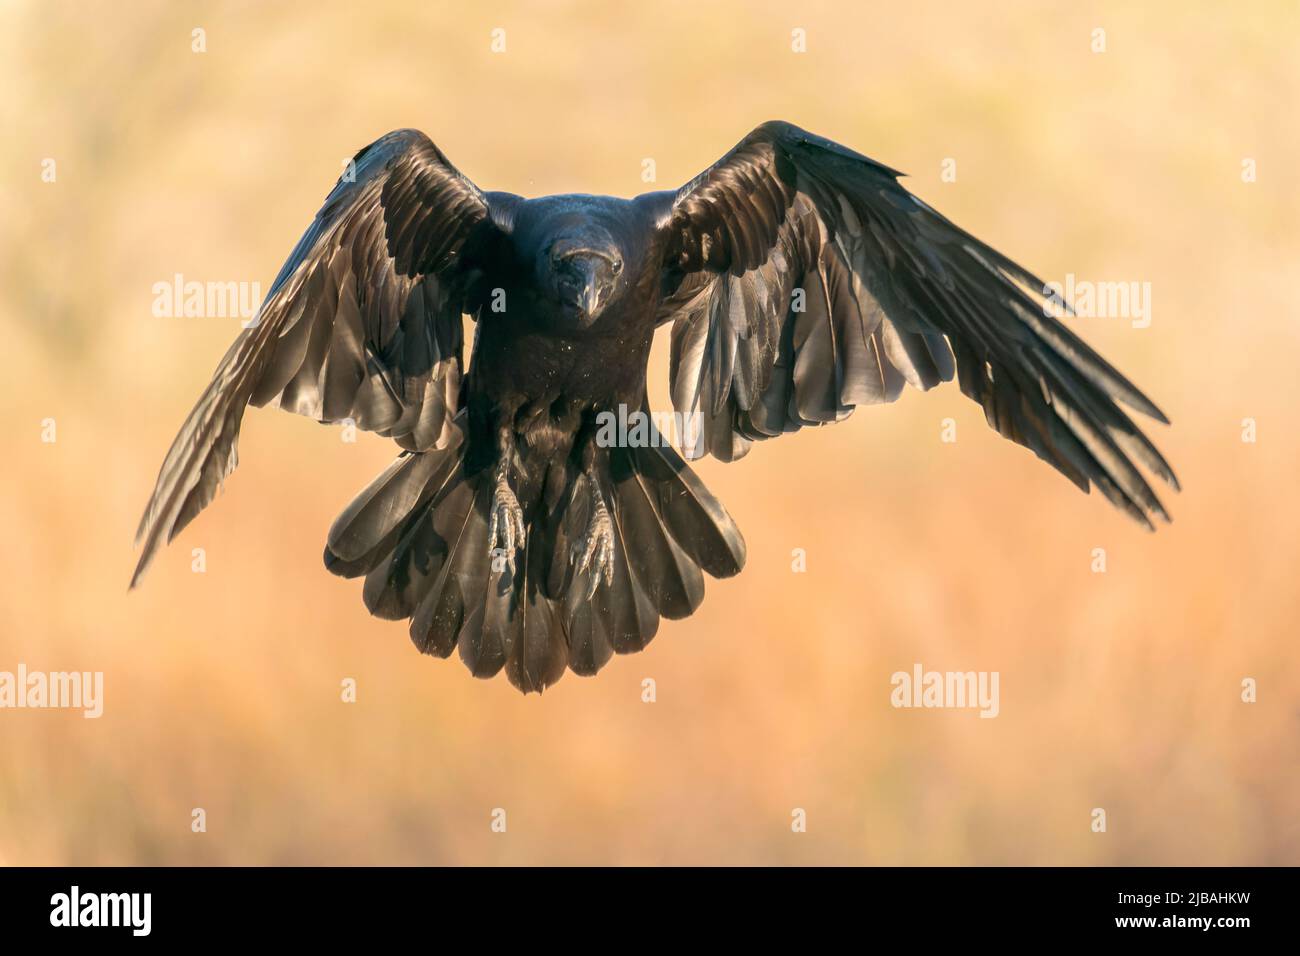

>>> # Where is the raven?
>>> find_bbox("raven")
[133,122,1177,692]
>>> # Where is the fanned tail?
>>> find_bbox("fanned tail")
[326,427,745,694]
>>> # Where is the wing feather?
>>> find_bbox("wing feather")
[133,129,504,586]
[653,121,1177,528]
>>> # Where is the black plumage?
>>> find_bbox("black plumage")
[133,122,1177,692]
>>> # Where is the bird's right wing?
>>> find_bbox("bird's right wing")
[133,129,506,587]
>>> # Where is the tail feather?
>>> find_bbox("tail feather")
[610,459,705,620]
[325,430,746,693]
[631,443,747,578]
[502,534,568,692]
[358,452,465,619]
[361,506,442,620]
[406,476,480,660]
[449,489,498,677]
[325,442,457,563]
[561,600,617,677]
[601,481,661,655]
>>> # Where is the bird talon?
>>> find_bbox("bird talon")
[489,475,526,573]
[572,490,615,597]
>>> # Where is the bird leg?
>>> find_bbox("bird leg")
[487,428,526,574]
[571,461,616,599]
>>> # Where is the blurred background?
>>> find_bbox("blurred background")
[1,0,1296,865]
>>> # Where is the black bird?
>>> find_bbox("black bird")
[133,122,1178,692]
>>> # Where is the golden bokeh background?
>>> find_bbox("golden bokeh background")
[1,0,1296,865]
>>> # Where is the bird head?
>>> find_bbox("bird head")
[541,230,624,328]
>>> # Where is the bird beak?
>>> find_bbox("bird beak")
[564,254,605,319]
[580,275,603,318]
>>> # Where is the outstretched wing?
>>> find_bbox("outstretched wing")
[133,129,506,586]
[654,120,1178,528]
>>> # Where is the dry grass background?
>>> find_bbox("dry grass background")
[0,0,1296,865]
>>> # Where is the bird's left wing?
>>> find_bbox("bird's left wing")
[133,129,507,586]
[652,121,1178,528]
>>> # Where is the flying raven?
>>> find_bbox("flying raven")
[133,122,1177,692]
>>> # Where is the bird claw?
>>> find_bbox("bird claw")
[572,492,615,599]
[488,475,526,574]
